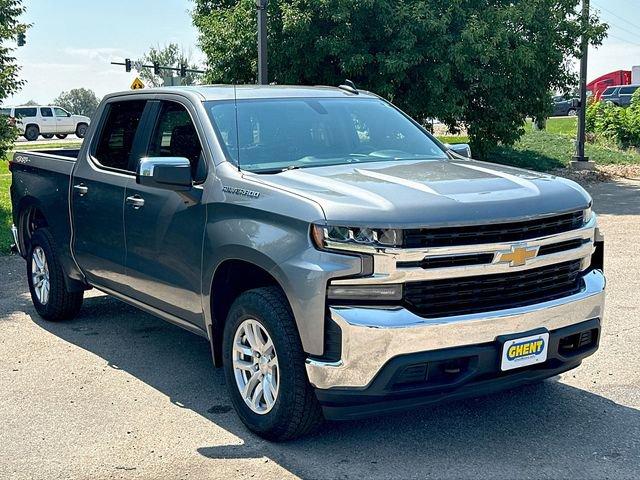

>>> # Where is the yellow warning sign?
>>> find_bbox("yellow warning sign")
[130,77,145,90]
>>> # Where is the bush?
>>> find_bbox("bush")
[586,90,640,148]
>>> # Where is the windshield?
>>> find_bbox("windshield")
[205,97,447,172]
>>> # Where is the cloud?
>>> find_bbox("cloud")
[63,47,132,63]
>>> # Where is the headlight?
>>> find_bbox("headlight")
[311,224,403,250]
[583,206,593,224]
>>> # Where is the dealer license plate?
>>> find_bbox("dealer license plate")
[500,332,549,371]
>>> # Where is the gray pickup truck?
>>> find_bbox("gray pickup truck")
[10,85,605,440]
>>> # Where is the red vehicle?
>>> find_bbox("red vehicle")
[588,70,632,100]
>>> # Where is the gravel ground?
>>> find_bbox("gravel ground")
[0,180,639,480]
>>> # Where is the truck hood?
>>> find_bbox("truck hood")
[255,159,591,227]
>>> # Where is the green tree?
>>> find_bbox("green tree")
[0,0,28,157]
[193,0,606,158]
[135,43,201,87]
[53,88,100,118]
[22,99,38,106]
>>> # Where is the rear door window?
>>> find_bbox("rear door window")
[40,107,53,117]
[94,100,147,172]
[14,107,37,118]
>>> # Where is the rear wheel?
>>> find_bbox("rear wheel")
[24,125,39,141]
[222,287,323,441]
[55,134,67,139]
[42,133,54,139]
[27,229,83,321]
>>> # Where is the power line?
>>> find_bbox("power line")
[592,2,640,36]
[606,33,640,48]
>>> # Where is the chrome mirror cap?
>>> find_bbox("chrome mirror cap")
[136,157,193,191]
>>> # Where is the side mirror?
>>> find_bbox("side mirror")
[137,157,193,191]
[446,143,472,158]
[570,98,580,108]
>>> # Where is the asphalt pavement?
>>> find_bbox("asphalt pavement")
[1,179,639,480]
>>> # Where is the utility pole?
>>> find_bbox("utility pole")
[256,0,269,85]
[572,0,594,169]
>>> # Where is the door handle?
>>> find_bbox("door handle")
[126,195,145,209]
[73,184,88,196]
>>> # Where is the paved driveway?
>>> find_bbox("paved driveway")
[1,180,639,480]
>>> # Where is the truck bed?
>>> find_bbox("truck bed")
[10,149,79,282]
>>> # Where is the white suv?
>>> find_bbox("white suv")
[1,105,90,141]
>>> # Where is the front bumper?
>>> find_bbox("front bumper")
[306,269,605,391]
[316,318,600,420]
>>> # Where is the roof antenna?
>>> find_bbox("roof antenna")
[339,79,359,95]
[233,84,241,172]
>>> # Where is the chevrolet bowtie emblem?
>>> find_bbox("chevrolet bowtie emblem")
[496,245,539,267]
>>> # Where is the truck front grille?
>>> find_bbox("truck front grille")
[403,211,584,248]
[403,260,583,318]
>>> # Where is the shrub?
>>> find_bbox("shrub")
[586,90,640,148]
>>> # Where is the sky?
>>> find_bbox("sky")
[5,0,640,105]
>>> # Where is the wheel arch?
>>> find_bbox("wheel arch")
[15,197,86,292]
[207,255,294,367]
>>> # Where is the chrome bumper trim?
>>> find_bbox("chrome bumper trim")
[306,269,605,390]
[331,216,597,285]
[10,224,22,256]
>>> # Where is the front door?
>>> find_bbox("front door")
[123,99,207,327]
[72,99,149,291]
[54,107,74,134]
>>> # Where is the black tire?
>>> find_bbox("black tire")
[27,229,83,321]
[75,123,88,139]
[222,287,323,441]
[42,133,54,139]
[55,134,67,139]
[24,125,39,141]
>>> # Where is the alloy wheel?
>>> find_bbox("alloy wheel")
[31,246,50,305]
[232,318,279,414]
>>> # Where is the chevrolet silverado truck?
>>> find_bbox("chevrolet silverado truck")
[9,85,605,441]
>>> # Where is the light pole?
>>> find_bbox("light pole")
[256,0,269,85]
[572,0,594,169]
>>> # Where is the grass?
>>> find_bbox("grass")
[0,154,11,255]
[438,116,640,172]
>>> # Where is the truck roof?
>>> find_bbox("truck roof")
[103,84,379,102]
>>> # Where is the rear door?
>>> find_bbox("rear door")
[54,107,74,134]
[71,99,151,292]
[39,107,55,134]
[123,98,208,327]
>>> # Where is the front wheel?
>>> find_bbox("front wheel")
[55,134,67,139]
[567,108,577,116]
[27,229,83,321]
[222,287,323,441]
